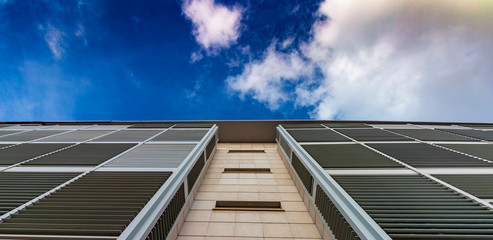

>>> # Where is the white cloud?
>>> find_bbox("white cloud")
[183,0,243,52]
[227,0,493,121]
[227,44,314,109]
[40,24,65,60]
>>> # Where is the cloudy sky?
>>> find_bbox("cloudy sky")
[1,0,492,121]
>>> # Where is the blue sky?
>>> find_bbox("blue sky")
[1,0,493,121]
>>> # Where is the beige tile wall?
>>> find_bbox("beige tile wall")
[177,143,322,240]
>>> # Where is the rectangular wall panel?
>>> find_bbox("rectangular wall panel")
[439,129,493,141]
[37,130,113,142]
[369,124,420,129]
[291,153,313,194]
[129,123,173,129]
[205,135,217,160]
[187,154,205,193]
[24,143,136,166]
[369,143,493,167]
[434,174,493,199]
[91,130,161,142]
[173,123,213,128]
[0,131,67,142]
[105,144,195,168]
[0,144,71,165]
[0,172,171,238]
[0,172,78,215]
[389,129,477,142]
[303,144,403,168]
[0,131,21,137]
[0,125,44,130]
[287,129,350,142]
[459,124,493,130]
[150,130,207,142]
[335,129,412,142]
[333,175,493,239]
[323,123,369,128]
[84,125,130,130]
[439,144,493,161]
[41,125,91,130]
[282,123,325,128]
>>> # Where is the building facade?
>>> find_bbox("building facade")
[0,121,492,239]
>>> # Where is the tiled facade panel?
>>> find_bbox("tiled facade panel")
[369,124,420,129]
[323,123,368,128]
[0,125,44,130]
[0,131,21,137]
[0,130,67,141]
[37,130,113,142]
[460,124,493,130]
[0,172,171,238]
[91,130,161,142]
[388,129,477,141]
[151,130,207,142]
[84,125,130,130]
[0,172,78,215]
[24,143,136,166]
[287,129,350,142]
[0,143,71,165]
[205,135,217,160]
[42,125,91,130]
[434,174,493,198]
[439,144,493,161]
[439,129,493,141]
[333,175,493,239]
[173,123,214,128]
[282,123,325,129]
[335,128,412,141]
[302,144,403,168]
[0,144,12,149]
[105,144,195,168]
[129,123,173,128]
[368,143,493,167]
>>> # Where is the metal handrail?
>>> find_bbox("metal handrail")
[118,125,218,240]
[277,125,391,240]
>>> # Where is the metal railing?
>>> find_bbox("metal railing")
[118,125,218,240]
[277,125,391,240]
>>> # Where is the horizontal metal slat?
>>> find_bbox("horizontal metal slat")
[439,129,493,141]
[335,128,412,141]
[333,175,493,239]
[150,129,208,142]
[24,144,136,166]
[0,131,67,142]
[105,144,195,168]
[0,172,171,238]
[0,144,71,165]
[303,144,403,168]
[287,129,350,142]
[368,143,492,167]
[0,172,78,215]
[388,129,476,142]
[37,131,113,142]
[91,130,161,142]
[433,174,493,198]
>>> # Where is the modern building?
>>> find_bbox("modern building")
[0,121,492,240]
